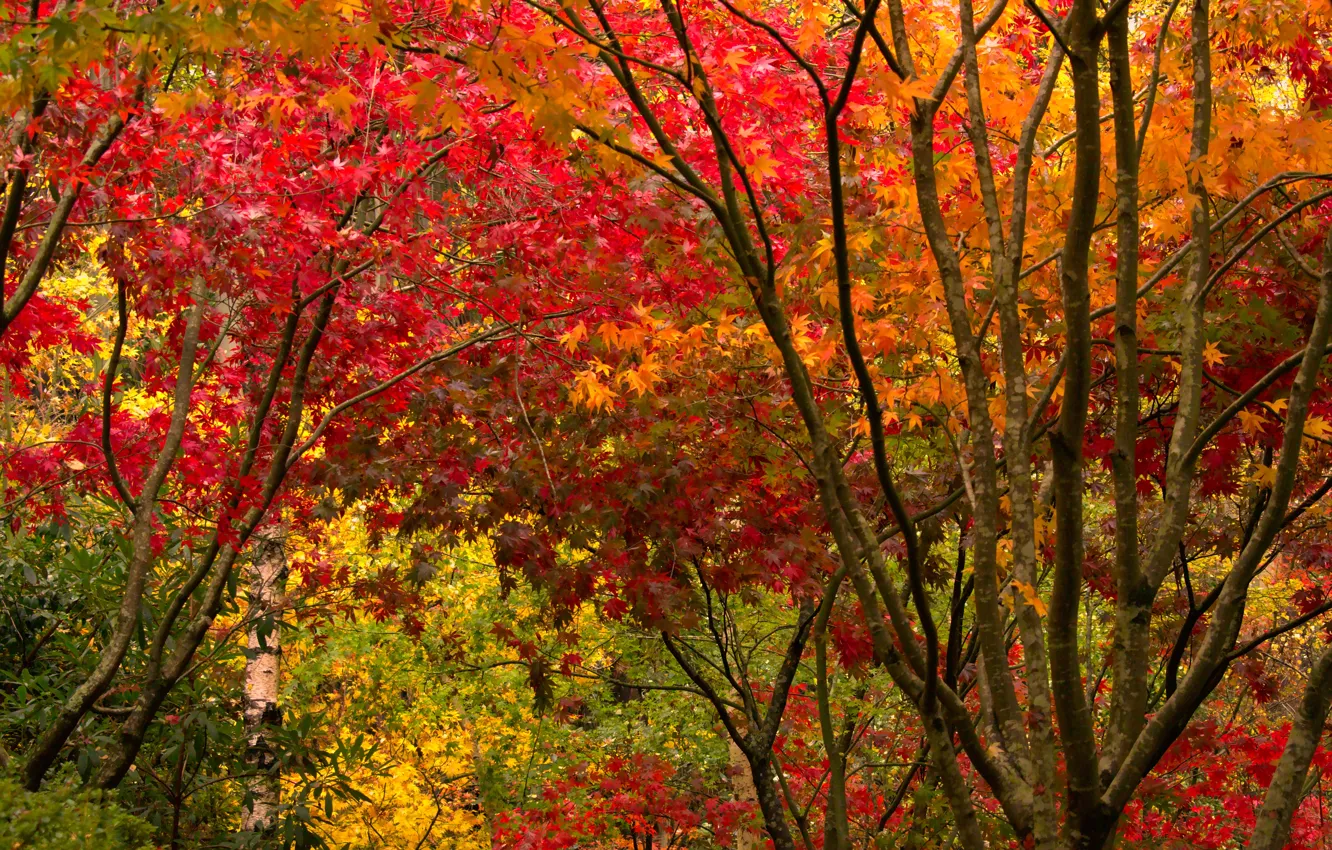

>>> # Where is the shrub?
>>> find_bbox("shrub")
[0,770,154,850]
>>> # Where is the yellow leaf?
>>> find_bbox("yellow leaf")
[596,322,620,349]
[1012,581,1048,617]
[320,85,356,123]
[620,354,661,397]
[1237,408,1268,435]
[157,91,192,120]
[1251,464,1277,489]
[572,369,617,412]
[1203,341,1226,367]
[559,321,587,353]
[747,151,780,186]
[398,79,439,120]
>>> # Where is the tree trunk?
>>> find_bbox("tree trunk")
[453,693,492,839]
[728,738,761,850]
[21,516,156,790]
[241,530,287,835]
[23,285,206,791]
[1247,643,1332,850]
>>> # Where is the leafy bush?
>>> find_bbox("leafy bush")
[0,770,153,850]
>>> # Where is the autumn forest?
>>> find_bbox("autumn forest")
[2,0,1332,848]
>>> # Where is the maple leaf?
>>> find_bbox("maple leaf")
[596,321,621,349]
[560,321,588,352]
[602,597,629,620]
[398,79,440,120]
[558,652,582,675]
[1237,409,1268,435]
[1250,464,1277,489]
[746,151,780,186]
[333,0,362,20]
[1011,582,1048,617]
[157,91,195,120]
[320,85,357,123]
[620,354,662,397]
[1202,341,1226,366]
[572,368,618,411]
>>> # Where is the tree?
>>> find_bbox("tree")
[412,0,1332,847]
[3,0,577,794]
[5,0,1332,847]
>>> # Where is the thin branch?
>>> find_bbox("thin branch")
[101,280,135,508]
[285,309,579,472]
[1026,0,1074,55]
[1227,600,1332,662]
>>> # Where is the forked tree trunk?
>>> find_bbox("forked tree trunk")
[241,530,287,835]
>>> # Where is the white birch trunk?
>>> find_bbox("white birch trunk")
[241,531,287,834]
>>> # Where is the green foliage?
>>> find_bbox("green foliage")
[0,768,153,850]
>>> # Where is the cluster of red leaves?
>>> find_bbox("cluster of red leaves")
[1118,719,1332,849]
[492,753,750,849]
